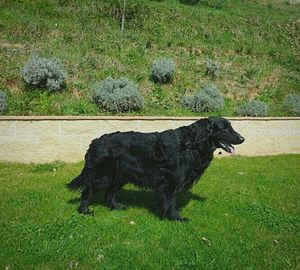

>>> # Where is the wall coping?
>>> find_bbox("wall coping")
[1,116,300,121]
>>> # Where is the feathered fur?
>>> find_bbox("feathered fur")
[67,117,244,221]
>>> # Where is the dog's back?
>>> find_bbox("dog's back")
[67,120,213,193]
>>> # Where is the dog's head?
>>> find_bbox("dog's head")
[209,117,244,154]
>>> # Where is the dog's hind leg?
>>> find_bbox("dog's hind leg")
[79,185,93,214]
[78,170,96,215]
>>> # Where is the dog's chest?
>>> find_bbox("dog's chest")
[180,149,213,189]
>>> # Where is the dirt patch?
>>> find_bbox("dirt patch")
[0,41,26,50]
[2,77,22,94]
[247,68,281,99]
[47,30,63,39]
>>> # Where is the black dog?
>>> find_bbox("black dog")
[67,117,244,221]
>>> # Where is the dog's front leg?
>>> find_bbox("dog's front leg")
[161,191,189,222]
[105,181,126,210]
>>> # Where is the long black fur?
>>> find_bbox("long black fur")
[67,117,244,221]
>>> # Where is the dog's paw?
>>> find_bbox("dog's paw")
[177,217,189,222]
[78,206,92,215]
[111,204,127,211]
[165,215,190,222]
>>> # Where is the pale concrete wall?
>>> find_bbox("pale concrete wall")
[0,116,299,163]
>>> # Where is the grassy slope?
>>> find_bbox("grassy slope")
[0,0,299,116]
[0,155,299,269]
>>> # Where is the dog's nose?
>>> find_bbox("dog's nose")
[239,135,245,143]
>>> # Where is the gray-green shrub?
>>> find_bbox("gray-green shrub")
[151,58,175,84]
[90,77,144,113]
[0,90,7,114]
[22,54,66,92]
[181,83,224,112]
[282,94,300,116]
[236,100,269,117]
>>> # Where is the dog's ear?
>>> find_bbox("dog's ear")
[208,116,228,133]
[201,118,214,137]
[208,116,220,133]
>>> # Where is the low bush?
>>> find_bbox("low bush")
[181,83,224,112]
[282,94,300,116]
[205,59,221,79]
[151,58,175,84]
[22,54,66,92]
[0,90,7,114]
[236,100,269,117]
[90,77,144,113]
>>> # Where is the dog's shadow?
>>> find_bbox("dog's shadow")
[68,188,206,218]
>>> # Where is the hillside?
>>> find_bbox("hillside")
[0,0,299,116]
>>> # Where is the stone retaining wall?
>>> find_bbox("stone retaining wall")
[0,116,299,163]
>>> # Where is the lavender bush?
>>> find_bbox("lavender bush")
[91,77,144,113]
[22,54,66,92]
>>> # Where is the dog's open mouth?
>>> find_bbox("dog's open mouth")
[219,141,235,154]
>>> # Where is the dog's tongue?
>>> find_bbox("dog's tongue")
[229,145,235,155]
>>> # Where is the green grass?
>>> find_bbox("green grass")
[0,0,299,116]
[0,155,299,269]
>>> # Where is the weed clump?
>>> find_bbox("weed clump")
[101,0,150,29]
[282,94,300,116]
[179,0,200,5]
[91,77,144,113]
[151,58,175,84]
[0,90,7,114]
[236,100,269,117]
[22,54,66,92]
[205,59,221,79]
[181,83,224,112]
[201,0,227,8]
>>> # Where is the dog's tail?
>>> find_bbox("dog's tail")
[66,166,91,191]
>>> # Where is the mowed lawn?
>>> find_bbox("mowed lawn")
[0,155,299,269]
